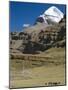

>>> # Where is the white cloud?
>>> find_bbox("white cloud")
[23,24,30,28]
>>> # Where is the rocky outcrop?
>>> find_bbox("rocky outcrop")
[10,17,66,54]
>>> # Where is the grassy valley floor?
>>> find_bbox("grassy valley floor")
[10,47,66,88]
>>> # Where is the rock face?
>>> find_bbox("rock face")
[10,16,66,54]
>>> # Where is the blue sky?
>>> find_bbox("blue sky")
[9,1,66,32]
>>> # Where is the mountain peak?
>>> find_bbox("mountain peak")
[36,6,64,24]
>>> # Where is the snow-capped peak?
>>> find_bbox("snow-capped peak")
[44,6,64,23]
[36,6,64,24]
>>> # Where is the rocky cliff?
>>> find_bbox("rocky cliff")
[10,17,66,54]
